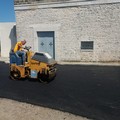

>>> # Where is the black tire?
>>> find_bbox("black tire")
[37,72,49,83]
[10,70,21,80]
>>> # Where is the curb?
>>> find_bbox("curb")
[58,62,120,66]
[0,57,120,66]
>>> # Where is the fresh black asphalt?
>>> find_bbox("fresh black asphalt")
[0,61,120,120]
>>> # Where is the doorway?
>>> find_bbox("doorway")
[37,31,55,58]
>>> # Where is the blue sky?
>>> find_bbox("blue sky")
[0,0,15,22]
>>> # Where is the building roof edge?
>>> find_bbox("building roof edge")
[14,0,120,11]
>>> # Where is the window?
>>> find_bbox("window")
[81,41,94,50]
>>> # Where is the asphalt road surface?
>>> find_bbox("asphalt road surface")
[0,61,120,120]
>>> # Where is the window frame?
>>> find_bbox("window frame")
[80,41,94,51]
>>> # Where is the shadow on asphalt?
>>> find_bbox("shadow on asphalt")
[0,61,120,120]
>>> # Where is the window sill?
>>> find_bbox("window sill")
[80,49,94,52]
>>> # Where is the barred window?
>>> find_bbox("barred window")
[81,41,94,50]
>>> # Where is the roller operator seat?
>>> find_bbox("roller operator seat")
[9,49,22,65]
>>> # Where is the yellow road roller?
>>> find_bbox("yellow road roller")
[9,46,57,82]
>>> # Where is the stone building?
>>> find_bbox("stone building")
[14,0,120,62]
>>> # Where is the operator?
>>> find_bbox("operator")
[14,40,26,64]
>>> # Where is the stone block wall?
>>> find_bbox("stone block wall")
[15,1,120,62]
[14,0,74,5]
[14,0,92,5]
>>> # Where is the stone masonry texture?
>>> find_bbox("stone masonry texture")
[15,2,120,62]
[14,0,89,5]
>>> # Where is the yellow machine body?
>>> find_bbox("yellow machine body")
[10,47,57,82]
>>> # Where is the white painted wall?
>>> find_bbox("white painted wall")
[0,23,17,57]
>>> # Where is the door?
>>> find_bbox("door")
[37,31,55,58]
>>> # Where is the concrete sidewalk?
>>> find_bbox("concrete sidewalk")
[59,61,120,66]
[0,57,9,63]
[0,57,120,66]
[0,98,89,120]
